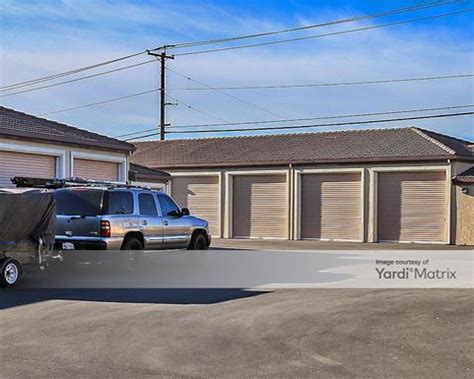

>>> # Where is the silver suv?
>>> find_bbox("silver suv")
[54,187,211,255]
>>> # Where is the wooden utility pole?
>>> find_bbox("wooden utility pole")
[147,47,174,140]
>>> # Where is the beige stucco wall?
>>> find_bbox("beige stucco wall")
[455,184,474,246]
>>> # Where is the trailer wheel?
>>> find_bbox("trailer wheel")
[0,258,21,287]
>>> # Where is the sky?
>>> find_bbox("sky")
[0,0,473,141]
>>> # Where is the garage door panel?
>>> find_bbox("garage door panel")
[74,159,119,181]
[0,151,56,187]
[301,173,362,241]
[172,176,220,237]
[233,175,287,239]
[377,171,446,243]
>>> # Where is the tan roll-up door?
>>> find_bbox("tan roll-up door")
[232,174,287,239]
[377,171,447,243]
[171,176,220,237]
[301,173,362,241]
[74,158,119,181]
[0,151,56,187]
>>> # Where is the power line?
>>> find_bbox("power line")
[174,9,474,56]
[160,112,474,135]
[0,60,155,98]
[166,67,288,119]
[118,104,474,139]
[38,89,160,116]
[168,73,474,91]
[1,1,461,92]
[33,74,473,119]
[169,104,474,128]
[156,0,458,50]
[0,51,147,91]
[165,93,232,123]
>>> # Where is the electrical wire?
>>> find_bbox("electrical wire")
[0,51,147,91]
[167,73,474,91]
[160,112,474,135]
[165,93,232,123]
[38,89,160,116]
[116,104,474,139]
[2,1,462,92]
[174,9,474,56]
[0,60,155,98]
[166,67,288,119]
[153,0,459,50]
[33,74,473,119]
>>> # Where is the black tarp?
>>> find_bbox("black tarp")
[0,190,56,249]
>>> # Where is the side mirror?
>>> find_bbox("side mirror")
[181,207,190,216]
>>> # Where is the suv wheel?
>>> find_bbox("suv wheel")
[188,233,209,250]
[121,238,144,271]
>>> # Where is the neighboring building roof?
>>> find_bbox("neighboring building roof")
[131,127,474,169]
[0,106,135,152]
[453,166,474,184]
[129,163,171,182]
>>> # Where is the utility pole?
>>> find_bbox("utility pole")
[147,47,174,140]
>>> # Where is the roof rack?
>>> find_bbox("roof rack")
[11,177,152,190]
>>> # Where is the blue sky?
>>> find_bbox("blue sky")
[0,0,473,141]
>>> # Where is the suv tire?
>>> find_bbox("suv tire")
[187,233,209,250]
[121,237,144,271]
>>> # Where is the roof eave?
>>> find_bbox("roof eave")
[0,132,135,153]
[142,155,474,170]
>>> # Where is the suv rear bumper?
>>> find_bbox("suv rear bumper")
[55,236,123,251]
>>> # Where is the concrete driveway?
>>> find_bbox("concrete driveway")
[211,238,472,250]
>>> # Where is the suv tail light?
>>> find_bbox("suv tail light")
[100,220,111,237]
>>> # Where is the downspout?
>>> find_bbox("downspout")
[447,158,454,245]
[289,163,294,240]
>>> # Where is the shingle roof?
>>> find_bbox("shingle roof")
[131,127,474,169]
[0,106,135,152]
[129,163,170,182]
[453,166,474,183]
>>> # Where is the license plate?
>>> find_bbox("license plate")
[62,242,75,250]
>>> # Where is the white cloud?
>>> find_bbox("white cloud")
[1,1,472,141]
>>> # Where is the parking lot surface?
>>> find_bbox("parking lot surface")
[1,240,472,377]
[1,288,473,376]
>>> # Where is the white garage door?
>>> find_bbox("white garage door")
[301,173,362,241]
[0,150,56,187]
[232,175,287,239]
[74,159,119,181]
[171,176,220,237]
[377,171,447,243]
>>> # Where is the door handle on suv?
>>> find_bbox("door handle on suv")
[163,221,169,226]
[142,220,148,226]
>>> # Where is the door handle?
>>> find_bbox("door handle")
[142,220,148,226]
[164,221,169,226]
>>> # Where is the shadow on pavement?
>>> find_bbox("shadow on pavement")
[0,288,268,310]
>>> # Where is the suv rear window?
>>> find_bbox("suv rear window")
[55,189,104,216]
[104,191,134,215]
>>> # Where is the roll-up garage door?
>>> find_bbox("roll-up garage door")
[232,174,287,239]
[74,159,119,181]
[172,176,220,237]
[301,173,362,241]
[377,171,446,243]
[0,151,56,187]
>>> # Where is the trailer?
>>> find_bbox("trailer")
[0,188,61,287]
